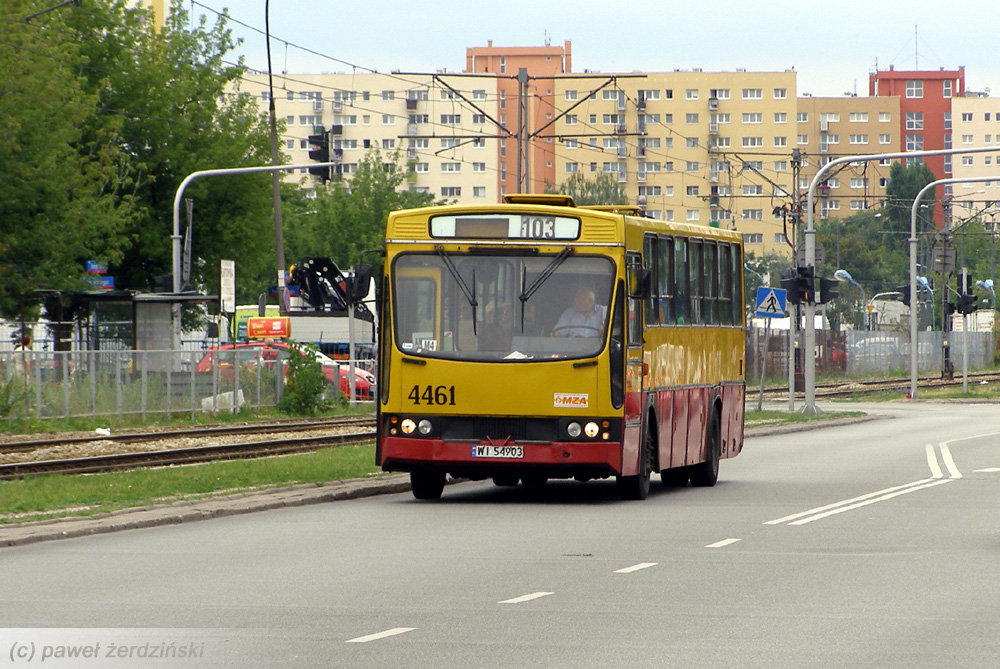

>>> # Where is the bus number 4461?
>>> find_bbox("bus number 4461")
[408,385,456,406]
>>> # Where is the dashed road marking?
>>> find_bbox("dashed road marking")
[705,538,742,548]
[346,627,415,643]
[614,562,658,573]
[499,592,554,604]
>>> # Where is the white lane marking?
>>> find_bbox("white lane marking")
[938,443,962,479]
[499,592,554,604]
[788,479,953,526]
[764,479,934,525]
[614,562,658,573]
[346,628,416,643]
[926,444,944,479]
[975,467,1000,473]
[705,538,742,548]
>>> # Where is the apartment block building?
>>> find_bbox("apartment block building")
[795,95,900,224]
[239,71,499,202]
[950,95,1000,222]
[547,69,799,255]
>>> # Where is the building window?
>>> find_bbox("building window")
[906,134,924,151]
[943,80,953,98]
[440,114,461,125]
[879,111,892,122]
[686,137,699,149]
[685,161,699,172]
[773,88,787,99]
[906,80,923,99]
[773,136,787,147]
[850,178,868,188]
[774,112,787,124]
[742,88,762,100]
[849,134,868,145]
[742,113,762,124]
[382,114,395,125]
[441,186,462,197]
[686,89,699,100]
[879,134,892,144]
[742,209,763,220]
[687,185,700,197]
[382,90,395,101]
[565,90,577,101]
[743,233,763,244]
[742,185,763,196]
[797,112,808,123]
[685,113,699,124]
[383,139,395,149]
[440,162,461,173]
[849,112,869,122]
[742,137,763,148]
[686,210,700,222]
[565,162,578,173]
[566,114,578,125]
[473,186,486,197]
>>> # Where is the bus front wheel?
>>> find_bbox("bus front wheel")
[617,425,653,500]
[410,470,446,500]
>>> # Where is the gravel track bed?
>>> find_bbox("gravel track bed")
[0,426,375,465]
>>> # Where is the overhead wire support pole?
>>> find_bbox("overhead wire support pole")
[909,174,999,399]
[804,146,999,412]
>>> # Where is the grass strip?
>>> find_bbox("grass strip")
[0,442,381,525]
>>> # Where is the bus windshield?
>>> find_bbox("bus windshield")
[393,252,616,361]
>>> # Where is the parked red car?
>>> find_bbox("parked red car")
[196,342,375,400]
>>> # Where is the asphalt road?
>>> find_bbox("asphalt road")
[2,400,999,668]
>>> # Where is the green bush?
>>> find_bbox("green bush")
[278,343,330,415]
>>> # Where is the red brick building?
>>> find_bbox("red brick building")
[466,41,572,196]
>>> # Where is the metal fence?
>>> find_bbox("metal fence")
[746,328,996,382]
[1,348,373,423]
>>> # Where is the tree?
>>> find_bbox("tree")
[65,0,276,301]
[551,172,627,206]
[0,0,135,316]
[883,161,937,255]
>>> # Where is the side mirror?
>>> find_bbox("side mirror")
[349,265,373,305]
[627,268,651,299]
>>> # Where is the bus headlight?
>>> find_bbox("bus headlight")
[417,419,433,435]
[584,421,600,438]
[400,418,417,434]
[566,422,582,438]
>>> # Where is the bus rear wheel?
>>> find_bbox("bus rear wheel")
[617,425,653,500]
[690,409,721,487]
[410,470,446,500]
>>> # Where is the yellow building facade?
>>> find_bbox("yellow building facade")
[239,71,499,202]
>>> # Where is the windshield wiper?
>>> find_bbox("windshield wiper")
[517,248,572,329]
[435,246,478,335]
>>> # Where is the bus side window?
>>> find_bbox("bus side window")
[703,241,717,325]
[688,239,702,325]
[719,243,734,325]
[643,234,658,326]
[658,236,674,325]
[673,237,688,324]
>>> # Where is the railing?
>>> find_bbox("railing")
[1,349,375,423]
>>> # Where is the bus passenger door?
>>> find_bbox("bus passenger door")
[622,253,645,476]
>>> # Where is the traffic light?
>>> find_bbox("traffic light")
[307,131,330,181]
[957,293,977,315]
[895,285,911,307]
[780,266,815,305]
[816,276,839,304]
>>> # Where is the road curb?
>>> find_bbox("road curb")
[2,414,884,549]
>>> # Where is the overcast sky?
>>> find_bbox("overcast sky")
[194,0,1000,97]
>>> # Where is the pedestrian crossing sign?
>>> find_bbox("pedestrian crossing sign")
[755,287,787,318]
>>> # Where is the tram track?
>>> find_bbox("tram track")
[761,370,1000,399]
[0,417,376,479]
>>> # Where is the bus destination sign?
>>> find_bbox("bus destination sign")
[430,213,580,240]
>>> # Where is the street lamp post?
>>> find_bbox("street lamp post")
[834,269,866,331]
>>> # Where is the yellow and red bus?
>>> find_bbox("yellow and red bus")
[376,194,745,500]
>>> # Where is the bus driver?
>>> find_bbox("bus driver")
[552,286,604,337]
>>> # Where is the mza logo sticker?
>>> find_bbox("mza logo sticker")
[554,393,588,408]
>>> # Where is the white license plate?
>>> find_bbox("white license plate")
[471,445,524,459]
